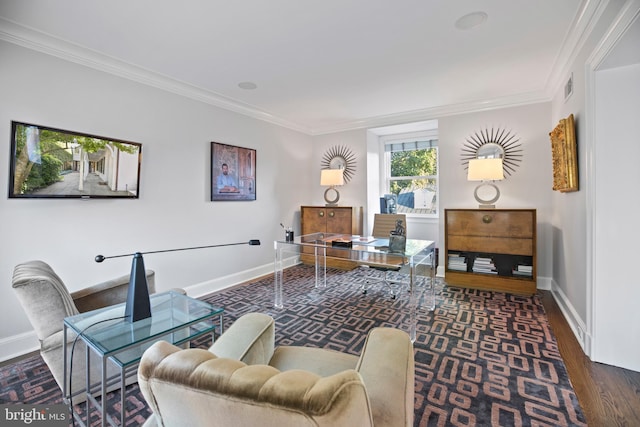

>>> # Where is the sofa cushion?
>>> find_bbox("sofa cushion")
[269,346,359,376]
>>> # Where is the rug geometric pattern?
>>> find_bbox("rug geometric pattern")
[1,265,586,427]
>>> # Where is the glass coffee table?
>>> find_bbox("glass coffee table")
[274,232,435,342]
[63,291,224,427]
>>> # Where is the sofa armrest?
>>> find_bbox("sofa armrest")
[71,270,156,313]
[356,327,414,427]
[209,313,275,365]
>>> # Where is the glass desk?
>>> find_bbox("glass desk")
[274,233,435,341]
[63,291,224,427]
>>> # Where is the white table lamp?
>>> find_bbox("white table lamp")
[467,158,504,208]
[320,169,344,206]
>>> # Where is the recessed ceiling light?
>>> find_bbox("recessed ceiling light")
[238,81,257,90]
[455,11,488,30]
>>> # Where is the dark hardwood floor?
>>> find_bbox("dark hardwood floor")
[540,291,640,427]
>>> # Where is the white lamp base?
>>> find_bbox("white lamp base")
[324,187,340,206]
[474,182,500,209]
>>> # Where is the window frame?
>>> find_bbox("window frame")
[380,130,439,218]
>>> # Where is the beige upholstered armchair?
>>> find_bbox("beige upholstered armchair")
[139,313,415,427]
[11,260,157,401]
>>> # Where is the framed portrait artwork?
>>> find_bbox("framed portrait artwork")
[211,142,256,201]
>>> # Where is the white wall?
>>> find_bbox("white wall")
[310,129,368,210]
[0,40,313,360]
[548,0,635,369]
[313,129,440,250]
[439,103,554,284]
[311,102,554,281]
[593,63,640,371]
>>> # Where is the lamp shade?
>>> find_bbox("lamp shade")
[467,158,504,181]
[320,169,344,186]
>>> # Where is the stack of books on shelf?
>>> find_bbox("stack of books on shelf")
[447,252,468,271]
[472,256,498,274]
[512,264,533,277]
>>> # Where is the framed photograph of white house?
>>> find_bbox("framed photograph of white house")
[211,142,256,201]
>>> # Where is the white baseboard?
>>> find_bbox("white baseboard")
[549,279,589,354]
[186,256,300,298]
[536,275,552,291]
[0,331,39,363]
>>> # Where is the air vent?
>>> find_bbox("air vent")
[564,73,573,101]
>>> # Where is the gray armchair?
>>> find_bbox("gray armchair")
[11,260,157,401]
[139,313,415,427]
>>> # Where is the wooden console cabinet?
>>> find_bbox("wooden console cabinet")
[445,209,536,294]
[300,206,363,269]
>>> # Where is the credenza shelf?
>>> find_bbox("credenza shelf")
[445,209,537,295]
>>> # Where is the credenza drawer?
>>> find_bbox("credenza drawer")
[447,235,533,256]
[446,210,534,238]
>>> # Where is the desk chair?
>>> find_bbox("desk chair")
[358,214,407,298]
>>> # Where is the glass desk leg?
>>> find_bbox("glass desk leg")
[409,262,417,342]
[273,242,284,309]
[424,251,436,311]
[408,247,436,343]
[314,245,327,288]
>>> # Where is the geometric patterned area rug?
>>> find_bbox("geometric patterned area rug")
[1,264,586,427]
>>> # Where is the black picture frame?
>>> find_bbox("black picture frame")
[211,142,256,201]
[8,121,142,199]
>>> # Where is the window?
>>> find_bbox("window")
[382,132,438,216]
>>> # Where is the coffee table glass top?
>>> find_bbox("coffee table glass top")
[64,291,223,367]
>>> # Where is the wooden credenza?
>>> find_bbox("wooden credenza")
[300,206,363,269]
[445,209,536,294]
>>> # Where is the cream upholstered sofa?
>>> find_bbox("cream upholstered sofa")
[138,312,415,427]
[11,260,157,402]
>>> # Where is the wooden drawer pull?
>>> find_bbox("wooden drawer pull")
[482,214,493,224]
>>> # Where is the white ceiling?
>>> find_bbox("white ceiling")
[0,0,595,135]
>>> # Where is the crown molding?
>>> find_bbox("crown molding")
[545,0,609,98]
[0,3,602,137]
[308,91,551,135]
[587,0,640,69]
[0,17,313,135]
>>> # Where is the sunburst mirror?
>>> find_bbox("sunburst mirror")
[320,145,357,182]
[461,127,523,177]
